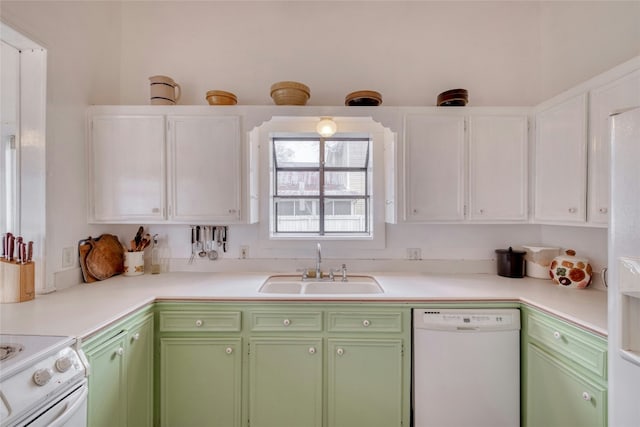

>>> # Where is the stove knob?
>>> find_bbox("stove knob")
[32,368,53,386]
[55,356,73,373]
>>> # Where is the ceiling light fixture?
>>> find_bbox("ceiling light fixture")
[316,117,337,138]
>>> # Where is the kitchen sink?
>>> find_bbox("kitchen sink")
[259,275,384,294]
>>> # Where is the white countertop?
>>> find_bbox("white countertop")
[0,272,608,340]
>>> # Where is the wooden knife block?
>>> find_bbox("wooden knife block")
[0,260,35,303]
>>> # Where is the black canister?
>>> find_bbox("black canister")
[495,247,526,278]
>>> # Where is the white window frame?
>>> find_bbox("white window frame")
[256,116,390,250]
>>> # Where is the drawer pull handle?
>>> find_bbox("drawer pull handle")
[225,347,233,355]
[195,319,203,327]
[132,333,140,341]
[599,207,608,214]
[336,348,344,356]
[283,319,291,327]
[308,347,316,355]
[553,331,562,340]
[568,207,577,213]
[582,392,591,401]
[362,320,371,327]
[115,347,124,357]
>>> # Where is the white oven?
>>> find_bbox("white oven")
[0,335,88,427]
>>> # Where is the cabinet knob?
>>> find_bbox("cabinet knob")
[385,200,392,205]
[195,319,203,327]
[599,207,608,214]
[336,348,344,356]
[362,320,371,327]
[479,209,484,214]
[115,347,124,356]
[553,331,562,340]
[308,347,316,355]
[283,319,291,326]
[413,209,418,214]
[568,207,577,213]
[132,332,140,341]
[582,391,591,401]
[225,347,233,354]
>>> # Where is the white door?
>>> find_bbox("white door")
[404,114,465,222]
[168,116,241,223]
[89,115,166,222]
[534,94,588,223]
[588,69,640,225]
[468,115,528,221]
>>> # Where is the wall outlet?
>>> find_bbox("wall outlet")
[240,246,249,259]
[62,246,74,268]
[406,248,421,260]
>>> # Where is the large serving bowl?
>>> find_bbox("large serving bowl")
[270,81,310,105]
[206,90,237,105]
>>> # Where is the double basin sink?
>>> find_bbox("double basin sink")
[259,275,384,294]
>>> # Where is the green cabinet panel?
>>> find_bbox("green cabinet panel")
[327,339,403,427]
[526,344,606,427]
[248,338,323,427]
[126,314,154,427]
[85,332,127,427]
[83,310,154,427]
[160,337,242,427]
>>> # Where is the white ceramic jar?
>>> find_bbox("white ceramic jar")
[549,249,592,288]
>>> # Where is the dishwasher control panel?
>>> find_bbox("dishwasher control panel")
[414,309,520,331]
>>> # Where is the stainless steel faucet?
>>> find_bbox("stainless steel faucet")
[315,243,322,279]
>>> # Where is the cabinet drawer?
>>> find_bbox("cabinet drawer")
[159,311,241,332]
[327,312,403,333]
[526,312,606,378]
[249,311,322,332]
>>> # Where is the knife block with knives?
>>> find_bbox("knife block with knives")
[1,232,35,303]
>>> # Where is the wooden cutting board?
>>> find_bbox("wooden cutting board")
[79,234,124,282]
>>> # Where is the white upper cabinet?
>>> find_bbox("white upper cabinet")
[468,115,528,221]
[588,69,640,225]
[88,107,247,224]
[404,112,528,223]
[168,116,241,223]
[534,94,588,224]
[89,115,166,222]
[404,114,466,222]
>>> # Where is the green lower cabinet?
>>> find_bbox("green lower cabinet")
[160,337,242,427]
[126,314,154,427]
[85,332,127,427]
[84,311,154,427]
[248,338,323,427]
[526,344,607,427]
[327,339,403,427]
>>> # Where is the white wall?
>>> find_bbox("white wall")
[118,1,541,106]
[539,1,640,101]
[2,1,638,289]
[0,1,132,291]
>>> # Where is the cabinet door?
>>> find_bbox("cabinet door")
[89,115,165,222]
[404,115,465,221]
[160,337,242,427]
[534,94,588,223]
[588,69,640,225]
[126,315,154,427]
[85,333,127,427]
[327,339,403,427]
[526,344,606,427]
[468,116,528,221]
[168,116,241,222]
[248,338,323,427]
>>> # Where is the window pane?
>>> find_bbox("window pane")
[324,199,367,232]
[325,171,366,196]
[324,140,369,168]
[275,198,319,233]
[276,171,319,195]
[274,140,319,167]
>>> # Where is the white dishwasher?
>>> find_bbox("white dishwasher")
[413,308,520,427]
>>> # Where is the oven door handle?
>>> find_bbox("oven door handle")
[47,383,88,427]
